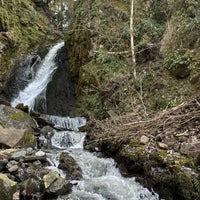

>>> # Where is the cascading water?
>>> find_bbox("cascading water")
[10,42,160,200]
[47,120,159,200]
[11,42,64,111]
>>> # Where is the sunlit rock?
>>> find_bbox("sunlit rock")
[0,105,36,129]
[0,127,35,148]
[0,105,36,148]
[43,171,72,197]
[0,173,17,200]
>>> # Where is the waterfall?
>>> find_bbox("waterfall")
[10,42,160,200]
[11,42,64,110]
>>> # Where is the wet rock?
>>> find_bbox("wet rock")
[58,152,82,180]
[10,149,46,163]
[15,103,29,113]
[25,166,49,179]
[30,110,40,118]
[43,171,59,188]
[17,168,29,182]
[39,126,54,148]
[140,135,149,145]
[40,125,55,135]
[34,116,54,128]
[40,126,55,136]
[23,154,47,163]
[43,171,72,197]
[0,173,17,200]
[16,164,48,182]
[46,45,76,116]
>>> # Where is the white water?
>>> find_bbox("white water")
[11,42,64,110]
[48,124,159,200]
[11,42,160,200]
[41,114,86,131]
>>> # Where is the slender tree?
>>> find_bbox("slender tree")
[130,0,137,80]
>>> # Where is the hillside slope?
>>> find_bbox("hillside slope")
[65,0,200,119]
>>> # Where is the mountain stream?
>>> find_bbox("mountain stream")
[11,42,160,200]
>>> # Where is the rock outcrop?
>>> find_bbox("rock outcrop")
[0,105,36,148]
[0,0,60,90]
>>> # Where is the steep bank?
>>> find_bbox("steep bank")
[0,0,61,92]
[65,0,199,119]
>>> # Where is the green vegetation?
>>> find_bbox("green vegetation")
[0,0,59,86]
[65,0,199,119]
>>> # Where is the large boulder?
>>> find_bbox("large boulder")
[0,105,36,129]
[0,173,17,200]
[0,127,35,148]
[0,105,36,148]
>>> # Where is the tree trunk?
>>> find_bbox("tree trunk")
[130,0,137,79]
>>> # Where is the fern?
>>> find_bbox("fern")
[192,176,200,195]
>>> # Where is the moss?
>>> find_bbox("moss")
[129,139,141,147]
[9,111,26,121]
[18,131,35,148]
[0,0,59,86]
[0,174,17,200]
[173,171,198,200]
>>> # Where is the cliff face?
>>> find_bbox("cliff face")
[0,0,60,89]
[65,0,200,119]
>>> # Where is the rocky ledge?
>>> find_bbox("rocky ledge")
[0,104,82,199]
[85,95,200,200]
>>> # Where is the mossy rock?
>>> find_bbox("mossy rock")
[0,173,17,200]
[0,104,36,130]
[0,0,59,87]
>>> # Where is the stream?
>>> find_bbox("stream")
[11,42,160,200]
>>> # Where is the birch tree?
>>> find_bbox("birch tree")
[130,0,137,80]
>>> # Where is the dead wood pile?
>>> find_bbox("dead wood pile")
[89,94,200,144]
